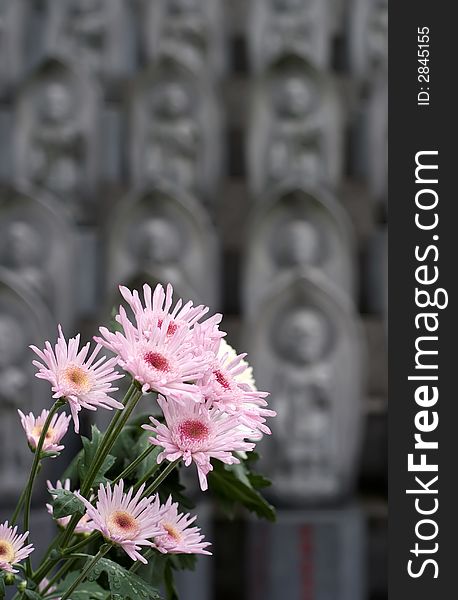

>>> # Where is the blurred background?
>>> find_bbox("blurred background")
[0,0,387,598]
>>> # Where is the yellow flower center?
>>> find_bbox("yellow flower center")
[63,365,91,393]
[107,511,140,540]
[0,540,15,563]
[163,523,181,542]
[32,426,54,441]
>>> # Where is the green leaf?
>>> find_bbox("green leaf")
[134,431,162,480]
[61,449,83,485]
[49,489,85,519]
[87,557,162,600]
[57,572,107,599]
[78,425,117,487]
[208,459,276,522]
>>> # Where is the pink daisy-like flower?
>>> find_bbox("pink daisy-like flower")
[0,521,34,574]
[118,283,223,345]
[143,395,256,491]
[46,480,94,535]
[74,481,165,563]
[152,496,211,555]
[30,326,124,433]
[18,409,71,455]
[200,348,275,436]
[96,307,210,399]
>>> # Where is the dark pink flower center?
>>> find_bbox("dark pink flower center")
[179,419,209,441]
[214,370,231,389]
[144,352,170,372]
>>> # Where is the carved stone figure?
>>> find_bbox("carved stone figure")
[44,0,130,80]
[348,0,388,82]
[0,271,54,498]
[245,274,365,504]
[129,61,221,201]
[249,0,332,72]
[248,59,343,197]
[0,185,76,327]
[243,184,356,315]
[14,59,100,219]
[106,183,220,311]
[141,0,225,79]
[0,0,25,89]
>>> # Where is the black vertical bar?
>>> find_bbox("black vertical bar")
[389,3,457,597]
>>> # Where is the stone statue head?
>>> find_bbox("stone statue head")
[271,218,323,267]
[273,75,316,119]
[149,82,193,120]
[134,217,181,265]
[38,80,75,124]
[273,307,332,365]
[1,221,44,269]
[0,314,24,366]
[168,0,201,16]
[271,0,304,12]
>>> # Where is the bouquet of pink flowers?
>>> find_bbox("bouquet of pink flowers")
[0,283,275,600]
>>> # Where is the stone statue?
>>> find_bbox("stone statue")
[0,0,25,88]
[248,59,343,197]
[249,0,332,72]
[129,61,221,202]
[0,271,55,498]
[14,59,100,220]
[106,183,220,310]
[245,274,365,504]
[0,185,76,328]
[141,0,225,79]
[44,0,130,80]
[348,0,388,82]
[243,184,356,316]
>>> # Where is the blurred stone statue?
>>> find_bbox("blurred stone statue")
[245,275,365,504]
[0,220,49,301]
[0,271,55,497]
[243,185,355,315]
[44,0,129,80]
[248,59,343,197]
[141,0,225,79]
[0,0,25,88]
[0,186,76,328]
[0,314,27,407]
[107,184,220,310]
[348,0,388,83]
[249,0,332,72]
[130,61,221,202]
[14,59,100,219]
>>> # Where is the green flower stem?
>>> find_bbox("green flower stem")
[42,557,77,594]
[60,544,111,600]
[130,548,154,573]
[22,399,65,576]
[112,443,157,486]
[59,384,143,551]
[62,531,100,555]
[141,459,181,498]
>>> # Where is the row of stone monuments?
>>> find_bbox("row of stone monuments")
[0,1,387,598]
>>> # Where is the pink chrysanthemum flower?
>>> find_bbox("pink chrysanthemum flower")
[30,326,124,433]
[119,283,223,344]
[74,481,165,563]
[0,521,34,574]
[96,307,210,399]
[200,349,275,436]
[143,395,256,491]
[18,409,71,455]
[152,496,211,555]
[46,480,94,535]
